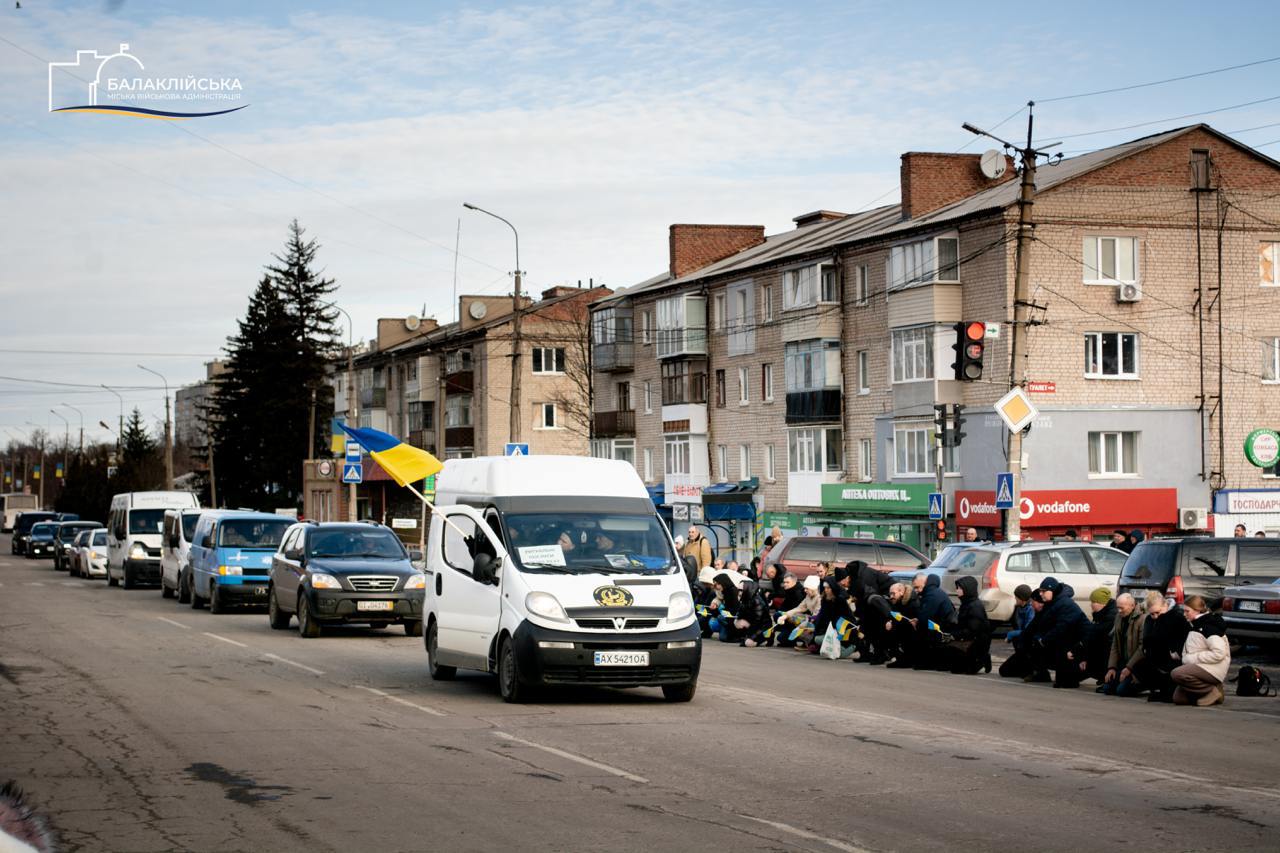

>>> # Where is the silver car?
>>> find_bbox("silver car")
[1221,580,1280,641]
[74,528,110,578]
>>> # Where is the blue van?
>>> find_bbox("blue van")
[186,511,294,613]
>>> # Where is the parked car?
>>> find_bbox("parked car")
[11,511,56,555]
[1221,580,1280,643]
[53,521,102,572]
[889,543,983,605]
[73,528,109,579]
[24,521,59,559]
[267,521,425,638]
[1118,537,1280,609]
[186,510,294,613]
[770,536,929,579]
[161,508,204,601]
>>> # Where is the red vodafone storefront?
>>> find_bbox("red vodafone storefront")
[955,488,1179,540]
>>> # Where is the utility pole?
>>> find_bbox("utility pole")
[50,409,68,490]
[962,103,1057,542]
[102,384,124,458]
[322,300,359,522]
[463,203,523,444]
[139,365,173,490]
[308,387,318,464]
[207,415,218,509]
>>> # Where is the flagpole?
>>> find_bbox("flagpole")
[402,478,469,539]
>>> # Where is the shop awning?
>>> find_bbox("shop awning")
[701,481,757,521]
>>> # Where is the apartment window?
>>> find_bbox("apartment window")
[537,403,558,429]
[713,292,727,330]
[738,366,749,405]
[655,294,707,357]
[661,359,707,405]
[859,438,872,481]
[641,311,652,344]
[592,310,616,345]
[762,363,774,401]
[590,439,610,459]
[852,264,869,306]
[740,445,752,479]
[665,434,690,475]
[717,444,729,480]
[444,394,472,427]
[643,447,653,481]
[726,281,755,355]
[888,234,959,290]
[893,424,958,476]
[1265,338,1280,383]
[1089,431,1139,476]
[531,347,566,374]
[445,349,472,373]
[1262,242,1280,287]
[1084,332,1139,379]
[891,326,933,383]
[644,380,653,413]
[616,381,632,411]
[788,427,842,474]
[613,439,635,466]
[820,266,840,302]
[1083,236,1138,284]
[857,350,870,394]
[762,285,775,322]
[783,265,820,310]
[785,339,841,391]
[766,444,776,480]
[715,369,726,408]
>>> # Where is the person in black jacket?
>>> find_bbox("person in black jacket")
[939,575,991,674]
[1000,590,1046,678]
[736,579,775,646]
[1070,588,1117,685]
[912,573,958,670]
[1133,591,1191,702]
[1027,576,1090,687]
[811,578,856,655]
[884,582,922,668]
[850,562,895,664]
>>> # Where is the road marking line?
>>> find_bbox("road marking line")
[262,653,325,676]
[355,686,390,697]
[202,632,248,648]
[60,581,79,587]
[492,731,648,783]
[155,616,190,630]
[26,582,43,587]
[352,685,446,716]
[740,816,870,853]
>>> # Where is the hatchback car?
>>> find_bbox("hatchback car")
[1221,580,1280,643]
[74,528,110,578]
[267,522,426,638]
[770,536,929,579]
[1118,537,1280,609]
[53,521,103,572]
[25,521,59,559]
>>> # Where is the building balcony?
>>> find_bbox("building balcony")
[593,341,634,372]
[655,326,707,359]
[445,426,474,448]
[785,389,842,424]
[593,410,635,438]
[444,370,474,393]
[407,429,436,452]
[360,387,387,409]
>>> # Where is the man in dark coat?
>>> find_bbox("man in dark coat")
[1028,576,1089,687]
[883,582,921,667]
[1071,588,1117,684]
[848,561,894,663]
[912,573,957,670]
[940,576,991,674]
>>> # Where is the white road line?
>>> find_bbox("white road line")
[262,653,325,676]
[60,581,79,587]
[740,816,870,853]
[355,686,390,697]
[202,631,248,648]
[26,582,43,587]
[492,731,648,783]
[352,685,446,716]
[155,616,191,630]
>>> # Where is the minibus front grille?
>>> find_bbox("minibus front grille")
[573,618,662,630]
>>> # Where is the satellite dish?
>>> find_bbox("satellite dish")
[405,315,421,331]
[980,149,1007,180]
[469,301,488,320]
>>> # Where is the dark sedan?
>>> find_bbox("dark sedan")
[25,522,60,559]
[1222,580,1280,643]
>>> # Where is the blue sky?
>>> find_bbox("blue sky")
[1,0,1278,441]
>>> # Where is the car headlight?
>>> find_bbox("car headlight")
[90,551,99,560]
[667,591,694,622]
[217,565,242,576]
[129,542,146,558]
[404,573,427,590]
[309,572,342,590]
[525,591,569,623]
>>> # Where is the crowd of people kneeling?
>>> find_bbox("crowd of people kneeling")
[686,554,1233,708]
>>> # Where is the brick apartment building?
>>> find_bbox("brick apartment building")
[590,124,1280,557]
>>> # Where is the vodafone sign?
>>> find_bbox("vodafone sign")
[955,488,1177,527]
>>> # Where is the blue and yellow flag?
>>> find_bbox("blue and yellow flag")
[927,619,943,633]
[889,610,904,621]
[834,616,855,642]
[788,623,808,641]
[339,425,443,488]
[762,623,776,640]
[695,604,710,617]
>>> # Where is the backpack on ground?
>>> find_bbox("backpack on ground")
[1232,665,1274,697]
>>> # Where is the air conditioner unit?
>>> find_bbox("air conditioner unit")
[1116,282,1142,303]
[1179,507,1208,530]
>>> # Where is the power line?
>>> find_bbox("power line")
[1040,55,1280,103]
[1040,94,1280,143]
[0,375,163,391]
[0,348,217,358]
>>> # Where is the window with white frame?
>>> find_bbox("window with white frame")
[613,439,635,466]
[893,424,958,476]
[590,439,611,459]
[531,347,566,374]
[788,427,842,473]
[857,350,870,394]
[852,264,869,306]
[641,311,652,344]
[713,292,726,330]
[1264,338,1280,383]
[445,394,472,427]
[740,445,752,479]
[717,444,729,480]
[783,265,824,310]
[537,402,558,429]
[1089,431,1138,476]
[766,444,776,480]
[762,285,775,322]
[859,438,872,481]
[445,349,472,373]
[644,380,653,413]
[785,339,841,391]
[1083,236,1139,284]
[888,234,959,290]
[727,282,755,355]
[891,326,933,383]
[664,434,690,475]
[762,363,774,401]
[738,366,749,404]
[821,266,839,302]
[1084,332,1139,379]
[1261,242,1280,287]
[643,447,653,481]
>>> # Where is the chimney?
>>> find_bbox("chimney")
[669,224,765,279]
[792,210,847,229]
[540,285,579,300]
[900,152,1016,220]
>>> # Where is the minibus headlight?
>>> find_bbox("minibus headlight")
[667,591,694,622]
[309,572,342,590]
[404,573,427,590]
[217,565,242,576]
[525,591,569,623]
[129,542,146,558]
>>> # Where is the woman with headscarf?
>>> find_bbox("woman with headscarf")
[707,572,741,642]
[940,576,992,674]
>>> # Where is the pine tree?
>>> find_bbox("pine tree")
[116,408,163,491]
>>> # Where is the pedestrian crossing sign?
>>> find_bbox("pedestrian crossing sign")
[995,472,1014,509]
[928,492,945,520]
[504,443,530,457]
[342,462,363,484]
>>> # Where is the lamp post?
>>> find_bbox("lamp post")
[25,421,45,507]
[61,403,84,457]
[321,300,358,521]
[463,202,524,444]
[138,365,173,490]
[101,384,124,453]
[50,409,69,487]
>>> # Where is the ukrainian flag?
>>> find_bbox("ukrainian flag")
[339,425,443,487]
[889,611,904,621]
[788,624,807,641]
[834,616,854,642]
[927,619,942,632]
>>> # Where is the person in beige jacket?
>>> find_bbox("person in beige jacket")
[1171,595,1231,707]
[682,526,713,570]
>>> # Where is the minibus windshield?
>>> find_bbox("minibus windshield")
[218,518,292,549]
[503,512,676,575]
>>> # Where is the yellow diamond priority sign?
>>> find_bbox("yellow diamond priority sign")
[995,386,1038,433]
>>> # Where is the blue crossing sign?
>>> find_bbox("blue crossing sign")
[928,492,945,521]
[504,443,530,457]
[995,472,1015,509]
[342,462,363,484]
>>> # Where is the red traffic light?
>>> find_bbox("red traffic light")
[964,321,986,341]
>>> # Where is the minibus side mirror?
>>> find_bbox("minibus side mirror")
[473,552,498,585]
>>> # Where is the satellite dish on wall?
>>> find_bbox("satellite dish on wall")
[469,301,488,320]
[405,315,421,331]
[980,149,1007,180]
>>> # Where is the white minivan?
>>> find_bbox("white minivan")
[160,507,205,600]
[424,456,700,703]
[107,491,200,589]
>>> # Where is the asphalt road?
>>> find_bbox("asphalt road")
[3,537,1279,853]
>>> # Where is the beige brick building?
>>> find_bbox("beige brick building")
[591,124,1280,554]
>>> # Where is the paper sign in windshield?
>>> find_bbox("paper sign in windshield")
[517,544,567,566]
[604,554,631,569]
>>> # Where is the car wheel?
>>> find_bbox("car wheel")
[427,620,456,681]
[404,620,423,638]
[662,681,697,703]
[497,636,527,703]
[298,594,321,638]
[161,577,175,599]
[267,585,290,630]
[209,582,226,615]
[122,564,136,590]
[177,571,191,604]
[190,576,206,609]
[107,570,119,588]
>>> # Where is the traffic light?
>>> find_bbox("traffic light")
[951,321,986,381]
[951,404,966,447]
[935,519,947,540]
[933,404,949,449]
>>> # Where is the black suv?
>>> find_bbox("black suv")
[53,521,102,572]
[267,522,426,638]
[11,511,56,555]
[1118,536,1280,608]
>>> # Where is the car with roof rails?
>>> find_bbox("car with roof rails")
[1118,536,1280,611]
[11,511,56,555]
[267,520,426,638]
[54,520,103,572]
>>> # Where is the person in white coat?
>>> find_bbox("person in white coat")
[1171,595,1231,707]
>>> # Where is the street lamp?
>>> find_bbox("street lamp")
[60,403,84,456]
[50,409,69,486]
[320,299,358,522]
[138,365,173,490]
[462,202,524,444]
[101,384,124,452]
